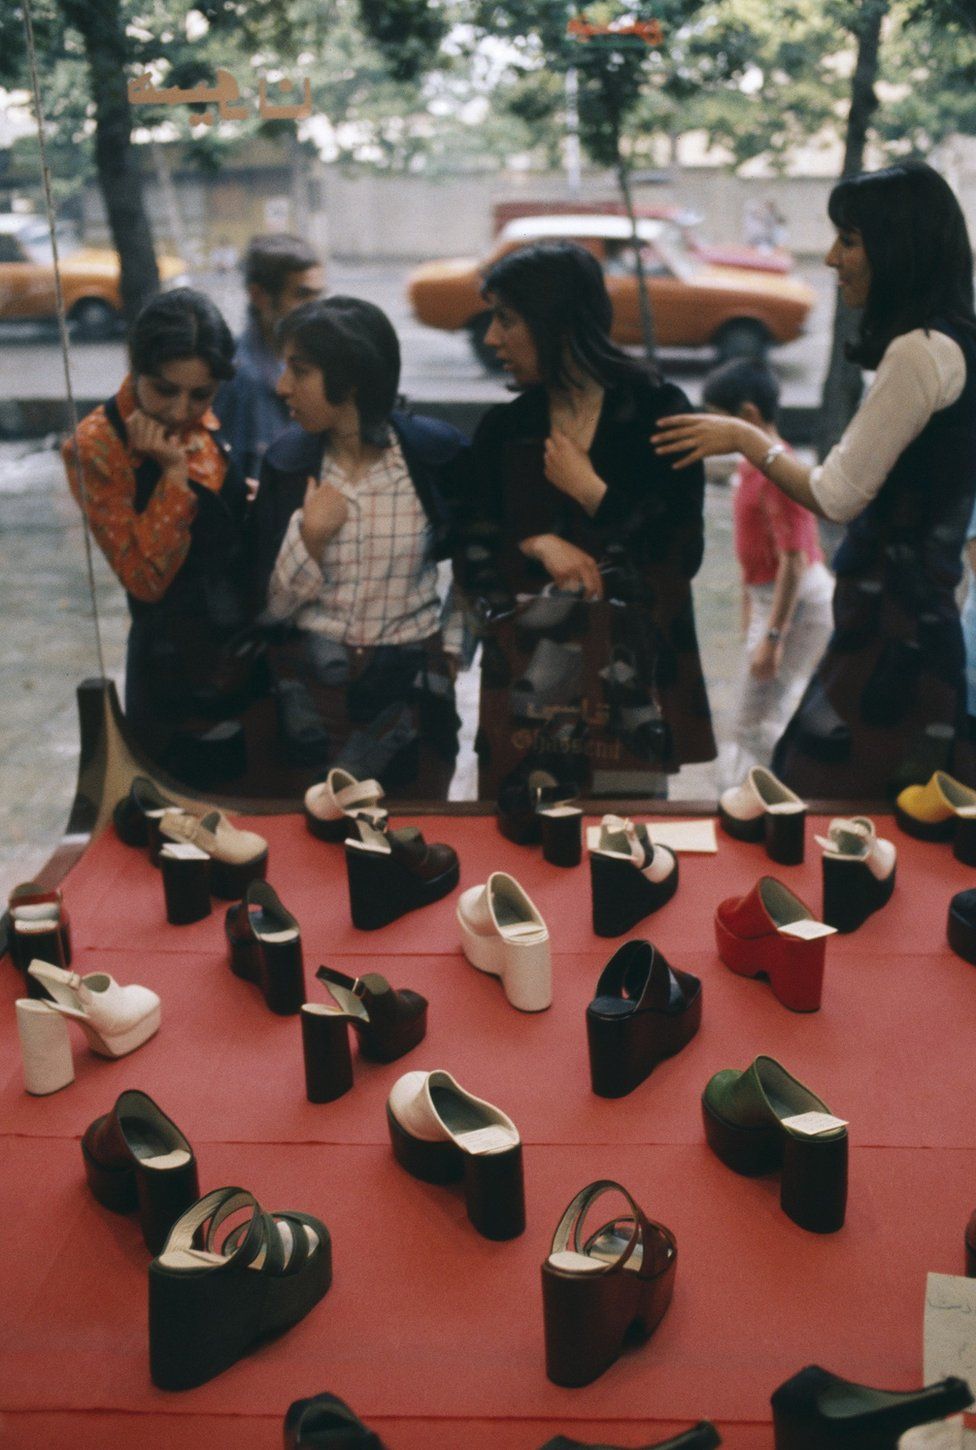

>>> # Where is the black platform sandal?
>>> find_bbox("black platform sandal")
[82,1089,199,1254]
[149,1186,331,1390]
[586,941,701,1098]
[817,816,896,933]
[344,818,459,930]
[589,816,678,937]
[386,1069,524,1240]
[770,1363,973,1448]
[301,966,428,1102]
[225,881,305,1015]
[113,775,181,848]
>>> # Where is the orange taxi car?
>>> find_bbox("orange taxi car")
[0,216,188,337]
[407,214,816,371]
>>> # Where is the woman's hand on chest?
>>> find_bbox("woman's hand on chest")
[300,474,349,558]
[544,428,607,516]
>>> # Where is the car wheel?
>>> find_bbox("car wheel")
[467,312,505,374]
[70,298,120,341]
[714,319,771,362]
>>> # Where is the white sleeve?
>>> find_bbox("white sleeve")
[264,510,324,622]
[810,329,966,523]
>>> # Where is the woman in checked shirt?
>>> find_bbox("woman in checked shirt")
[249,296,469,798]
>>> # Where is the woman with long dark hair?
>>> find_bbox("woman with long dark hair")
[458,240,716,794]
[64,287,251,782]
[654,159,976,798]
[250,295,468,799]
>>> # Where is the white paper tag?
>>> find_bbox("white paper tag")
[454,1126,515,1155]
[765,801,805,815]
[538,804,582,818]
[954,805,976,819]
[779,918,837,940]
[160,843,210,861]
[585,820,717,854]
[781,1111,848,1136]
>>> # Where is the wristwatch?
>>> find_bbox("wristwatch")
[761,443,786,473]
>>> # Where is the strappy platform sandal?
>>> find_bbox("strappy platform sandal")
[24,960,161,1057]
[149,1186,331,1390]
[82,1089,199,1253]
[816,817,896,933]
[770,1363,973,1448]
[386,1069,525,1240]
[304,768,388,842]
[301,966,428,1102]
[225,881,305,1015]
[542,1180,677,1387]
[344,818,459,930]
[589,816,678,937]
[586,941,701,1098]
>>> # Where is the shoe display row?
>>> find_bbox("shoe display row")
[8,763,976,1445]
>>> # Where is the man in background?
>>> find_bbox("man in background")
[214,233,325,484]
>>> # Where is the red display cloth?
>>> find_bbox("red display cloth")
[2,812,976,1449]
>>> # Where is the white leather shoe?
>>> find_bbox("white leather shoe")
[304,768,387,841]
[26,960,160,1057]
[718,766,807,865]
[456,872,551,1011]
[159,809,268,899]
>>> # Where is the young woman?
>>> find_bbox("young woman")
[63,287,251,780]
[457,240,715,794]
[249,295,468,799]
[654,160,976,799]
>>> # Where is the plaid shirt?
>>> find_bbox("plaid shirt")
[266,437,459,649]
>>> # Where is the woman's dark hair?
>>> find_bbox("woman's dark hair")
[481,240,655,390]
[278,295,401,446]
[128,286,235,381]
[828,159,976,368]
[702,357,780,425]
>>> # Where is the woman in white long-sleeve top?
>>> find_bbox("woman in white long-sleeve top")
[653,159,976,800]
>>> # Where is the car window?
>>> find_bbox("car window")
[0,235,26,263]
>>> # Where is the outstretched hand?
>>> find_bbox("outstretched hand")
[650,413,753,468]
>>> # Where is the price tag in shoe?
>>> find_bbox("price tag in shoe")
[454,1126,517,1154]
[160,843,210,861]
[778,919,838,940]
[781,1112,849,1136]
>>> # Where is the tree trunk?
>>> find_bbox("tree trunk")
[816,0,889,460]
[59,0,160,321]
[617,160,656,362]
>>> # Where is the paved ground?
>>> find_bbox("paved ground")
[0,255,836,898]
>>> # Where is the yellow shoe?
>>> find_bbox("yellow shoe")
[894,771,976,840]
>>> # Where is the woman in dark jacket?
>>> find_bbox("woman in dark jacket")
[248,295,468,798]
[63,288,251,784]
[456,241,715,795]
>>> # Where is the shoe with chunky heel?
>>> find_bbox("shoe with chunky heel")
[225,882,305,1015]
[149,1186,331,1390]
[816,817,895,933]
[304,768,388,842]
[456,873,551,1012]
[895,770,976,864]
[344,818,459,930]
[542,1180,677,1387]
[702,1055,848,1233]
[7,882,72,989]
[386,1069,524,1240]
[538,1428,720,1450]
[496,764,577,847]
[26,959,161,1057]
[81,1089,199,1254]
[589,816,678,937]
[586,941,701,1098]
[15,998,74,1094]
[770,1363,973,1448]
[284,1391,387,1448]
[301,966,428,1102]
[715,878,834,1012]
[160,809,268,900]
[718,766,807,865]
[113,776,183,848]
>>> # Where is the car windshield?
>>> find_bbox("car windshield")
[18,224,80,264]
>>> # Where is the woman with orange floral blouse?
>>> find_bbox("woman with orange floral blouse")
[63,287,251,777]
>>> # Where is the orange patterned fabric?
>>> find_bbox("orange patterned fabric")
[62,376,228,603]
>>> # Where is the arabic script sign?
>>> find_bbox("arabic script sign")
[128,69,312,125]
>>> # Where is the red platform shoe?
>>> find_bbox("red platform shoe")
[715,877,835,1012]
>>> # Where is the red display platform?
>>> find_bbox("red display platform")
[2,812,975,1450]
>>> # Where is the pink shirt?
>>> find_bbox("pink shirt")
[734,456,824,586]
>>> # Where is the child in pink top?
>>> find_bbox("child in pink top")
[702,360,834,786]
